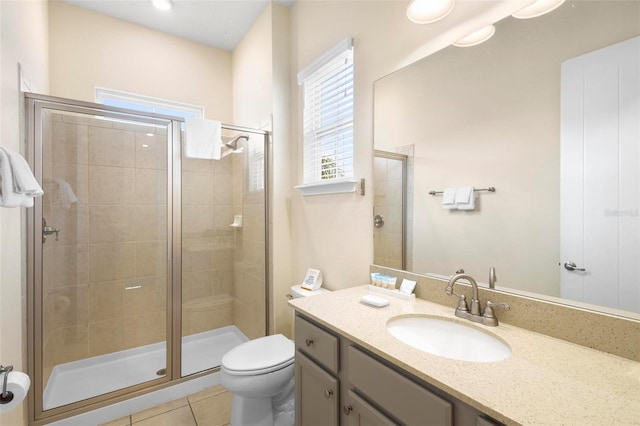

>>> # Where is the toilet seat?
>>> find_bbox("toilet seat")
[222,334,294,376]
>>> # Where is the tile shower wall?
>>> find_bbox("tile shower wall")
[232,142,266,340]
[181,155,235,336]
[42,112,168,387]
[373,156,404,269]
[181,136,266,342]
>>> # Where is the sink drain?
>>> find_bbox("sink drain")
[156,368,166,376]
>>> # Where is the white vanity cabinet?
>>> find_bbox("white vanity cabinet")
[294,313,503,426]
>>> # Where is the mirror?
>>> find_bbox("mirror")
[373,1,640,318]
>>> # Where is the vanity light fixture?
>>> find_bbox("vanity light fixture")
[512,0,565,19]
[406,0,455,24]
[452,25,496,47]
[151,0,173,11]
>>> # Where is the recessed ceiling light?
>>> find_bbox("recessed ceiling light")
[151,0,173,11]
[453,25,496,47]
[406,0,455,24]
[512,0,565,19]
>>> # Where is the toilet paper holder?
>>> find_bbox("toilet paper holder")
[0,365,14,404]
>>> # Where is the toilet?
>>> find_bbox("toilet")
[220,285,330,426]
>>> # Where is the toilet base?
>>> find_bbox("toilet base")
[229,378,294,426]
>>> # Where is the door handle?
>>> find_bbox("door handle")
[373,214,384,228]
[563,261,585,272]
[42,218,60,243]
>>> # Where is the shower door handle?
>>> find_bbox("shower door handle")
[42,218,60,243]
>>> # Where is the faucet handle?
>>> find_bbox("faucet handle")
[482,300,510,319]
[455,294,469,313]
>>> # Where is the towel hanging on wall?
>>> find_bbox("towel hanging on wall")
[441,187,457,209]
[0,145,43,208]
[455,186,476,210]
[184,118,223,160]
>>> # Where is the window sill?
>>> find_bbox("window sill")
[295,179,360,196]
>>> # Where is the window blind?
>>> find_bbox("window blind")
[299,38,354,185]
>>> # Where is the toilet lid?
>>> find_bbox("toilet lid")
[222,334,294,376]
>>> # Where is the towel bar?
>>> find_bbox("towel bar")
[429,187,495,196]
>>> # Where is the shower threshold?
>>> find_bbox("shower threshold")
[42,325,248,411]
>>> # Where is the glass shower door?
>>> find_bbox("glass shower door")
[180,129,268,377]
[32,101,174,413]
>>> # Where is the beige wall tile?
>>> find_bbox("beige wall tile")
[182,171,213,205]
[124,311,166,348]
[51,163,89,205]
[182,157,214,174]
[51,324,89,365]
[212,173,233,206]
[135,132,167,171]
[52,121,89,165]
[89,205,136,243]
[123,276,166,315]
[135,169,168,205]
[49,285,90,328]
[51,204,89,245]
[88,127,135,168]
[89,166,137,205]
[182,204,212,239]
[53,244,89,287]
[89,243,136,282]
[134,206,167,242]
[135,241,167,278]
[88,318,126,357]
[182,239,213,273]
[89,281,125,321]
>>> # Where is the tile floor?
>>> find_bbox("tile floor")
[98,385,232,426]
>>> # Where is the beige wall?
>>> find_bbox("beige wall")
[287,1,529,295]
[0,1,49,424]
[49,1,232,123]
[232,3,293,337]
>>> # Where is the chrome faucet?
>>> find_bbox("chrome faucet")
[445,273,510,326]
[489,267,497,289]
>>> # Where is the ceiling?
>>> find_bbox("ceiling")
[60,0,295,52]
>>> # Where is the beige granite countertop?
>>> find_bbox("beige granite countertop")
[289,285,640,426]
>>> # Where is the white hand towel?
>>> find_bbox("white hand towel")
[442,187,457,210]
[0,146,40,208]
[3,146,43,197]
[455,186,476,210]
[184,118,222,160]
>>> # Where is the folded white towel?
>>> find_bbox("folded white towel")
[442,187,457,210]
[184,118,222,160]
[455,186,476,210]
[0,146,42,208]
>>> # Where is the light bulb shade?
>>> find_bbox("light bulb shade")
[406,0,455,24]
[151,0,173,11]
[452,25,496,47]
[512,0,565,19]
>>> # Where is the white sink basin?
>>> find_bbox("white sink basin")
[386,315,511,362]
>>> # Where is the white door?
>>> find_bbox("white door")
[560,37,640,313]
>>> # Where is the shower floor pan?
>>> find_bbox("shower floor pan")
[43,325,248,411]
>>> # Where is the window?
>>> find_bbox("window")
[297,38,355,193]
[95,87,204,119]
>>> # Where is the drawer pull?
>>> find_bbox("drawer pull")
[305,338,314,347]
[324,389,334,399]
[343,405,353,415]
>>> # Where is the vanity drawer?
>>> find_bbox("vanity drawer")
[347,345,452,426]
[295,315,339,374]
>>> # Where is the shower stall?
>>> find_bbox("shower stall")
[25,93,270,424]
